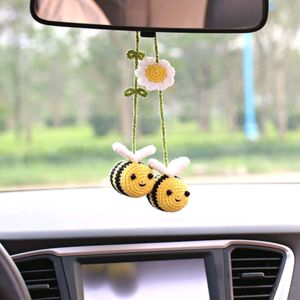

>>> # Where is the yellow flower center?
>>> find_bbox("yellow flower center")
[145,64,167,83]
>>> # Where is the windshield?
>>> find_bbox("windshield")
[0,0,299,191]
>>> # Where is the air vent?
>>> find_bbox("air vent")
[16,258,61,300]
[231,248,283,300]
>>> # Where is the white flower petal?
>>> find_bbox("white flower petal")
[159,60,171,68]
[135,57,175,92]
[157,81,169,91]
[144,57,155,65]
[148,82,158,91]
[135,70,142,78]
[137,79,145,87]
[169,67,176,76]
[164,77,174,85]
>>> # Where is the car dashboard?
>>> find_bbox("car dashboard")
[1,184,300,300]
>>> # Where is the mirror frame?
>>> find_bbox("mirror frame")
[29,0,269,34]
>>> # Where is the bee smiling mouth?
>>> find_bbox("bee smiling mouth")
[139,183,146,187]
[175,199,181,202]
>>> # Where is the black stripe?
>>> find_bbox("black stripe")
[110,161,125,189]
[146,193,156,208]
[149,175,168,211]
[110,161,126,191]
[115,161,131,196]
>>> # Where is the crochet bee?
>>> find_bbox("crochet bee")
[110,143,156,198]
[147,157,190,212]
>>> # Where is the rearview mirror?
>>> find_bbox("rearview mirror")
[30,0,268,34]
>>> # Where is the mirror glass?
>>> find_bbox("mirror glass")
[31,0,268,32]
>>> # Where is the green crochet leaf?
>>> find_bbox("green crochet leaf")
[124,87,148,98]
[127,49,146,61]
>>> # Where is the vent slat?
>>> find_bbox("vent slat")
[232,267,279,271]
[231,248,283,300]
[27,284,50,290]
[234,295,270,299]
[233,275,277,280]
[232,258,281,262]
[234,285,273,289]
[16,259,61,300]
[33,298,61,300]
[25,278,57,284]
[21,269,54,274]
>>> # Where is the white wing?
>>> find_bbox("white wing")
[113,143,156,162]
[148,158,172,177]
[148,157,190,177]
[134,145,156,161]
[167,157,190,177]
[112,143,136,162]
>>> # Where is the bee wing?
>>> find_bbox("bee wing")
[112,143,136,162]
[134,145,156,162]
[167,157,190,177]
[148,158,173,177]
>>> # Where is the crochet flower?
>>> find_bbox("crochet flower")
[135,57,175,91]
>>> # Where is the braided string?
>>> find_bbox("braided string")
[154,33,169,166]
[132,32,140,154]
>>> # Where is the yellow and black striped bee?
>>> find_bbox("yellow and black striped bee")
[110,143,156,198]
[110,161,155,198]
[147,158,191,212]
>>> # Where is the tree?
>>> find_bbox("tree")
[254,0,300,136]
[0,0,33,140]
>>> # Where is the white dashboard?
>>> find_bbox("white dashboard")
[0,184,300,239]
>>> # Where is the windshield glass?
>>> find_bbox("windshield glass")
[0,0,299,191]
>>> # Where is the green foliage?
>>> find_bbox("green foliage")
[1,124,300,188]
[288,113,300,131]
[0,104,7,132]
[89,114,115,136]
[140,115,160,135]
[46,115,77,127]
[0,119,5,132]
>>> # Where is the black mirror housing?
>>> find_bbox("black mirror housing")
[30,0,269,34]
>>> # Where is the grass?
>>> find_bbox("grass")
[1,122,300,189]
[0,159,111,187]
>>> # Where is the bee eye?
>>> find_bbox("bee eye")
[148,173,154,179]
[166,190,173,196]
[130,174,137,180]
[184,191,190,197]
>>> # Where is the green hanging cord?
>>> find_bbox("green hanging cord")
[131,31,140,154]
[154,34,160,64]
[154,33,169,166]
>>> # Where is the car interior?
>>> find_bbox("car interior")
[1,0,300,299]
